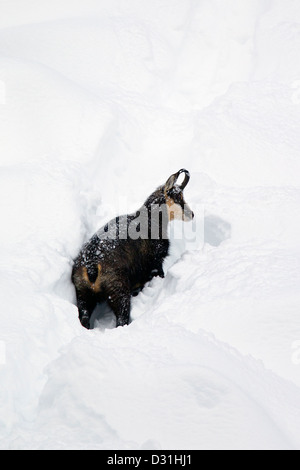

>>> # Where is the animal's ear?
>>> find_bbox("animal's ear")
[165,172,178,191]
[165,169,190,191]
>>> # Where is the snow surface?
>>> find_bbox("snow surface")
[0,0,300,450]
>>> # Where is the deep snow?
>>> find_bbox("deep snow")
[0,0,300,450]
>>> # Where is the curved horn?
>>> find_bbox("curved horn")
[165,169,190,191]
[178,169,190,190]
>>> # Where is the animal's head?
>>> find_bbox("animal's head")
[163,169,194,222]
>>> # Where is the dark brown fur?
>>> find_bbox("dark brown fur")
[72,169,193,328]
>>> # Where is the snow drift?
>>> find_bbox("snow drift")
[0,0,300,449]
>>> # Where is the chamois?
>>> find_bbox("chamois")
[72,169,194,329]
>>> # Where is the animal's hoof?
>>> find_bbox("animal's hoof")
[116,318,129,328]
[80,315,90,329]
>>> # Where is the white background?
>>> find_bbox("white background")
[0,0,300,450]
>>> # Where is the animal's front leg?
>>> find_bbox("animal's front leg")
[115,298,131,327]
[157,265,165,278]
[151,264,165,279]
[107,286,131,327]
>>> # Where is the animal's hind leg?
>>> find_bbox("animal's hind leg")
[76,290,96,330]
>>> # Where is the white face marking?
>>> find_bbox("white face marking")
[166,199,184,221]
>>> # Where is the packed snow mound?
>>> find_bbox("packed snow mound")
[0,0,300,450]
[7,322,300,450]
